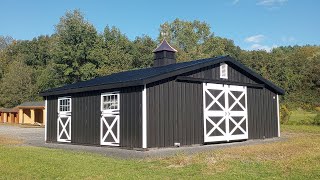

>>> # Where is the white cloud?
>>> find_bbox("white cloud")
[244,34,266,43]
[232,0,240,5]
[257,0,288,6]
[250,44,278,52]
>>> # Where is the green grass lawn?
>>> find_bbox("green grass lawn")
[0,112,320,179]
[286,109,317,125]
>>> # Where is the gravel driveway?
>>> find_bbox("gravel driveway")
[0,124,285,159]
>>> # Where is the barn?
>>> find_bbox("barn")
[40,40,284,150]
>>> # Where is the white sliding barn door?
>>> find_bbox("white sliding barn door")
[203,83,248,143]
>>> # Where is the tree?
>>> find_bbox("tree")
[131,35,156,68]
[0,58,37,107]
[0,35,13,50]
[53,9,99,83]
[96,26,134,75]
[158,19,240,62]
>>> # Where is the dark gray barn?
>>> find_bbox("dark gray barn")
[40,40,284,149]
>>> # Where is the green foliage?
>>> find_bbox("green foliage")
[0,9,319,109]
[286,109,317,125]
[53,9,100,84]
[0,59,38,107]
[280,105,291,124]
[313,114,320,126]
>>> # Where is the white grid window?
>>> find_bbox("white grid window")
[58,97,71,113]
[220,63,228,79]
[101,93,119,112]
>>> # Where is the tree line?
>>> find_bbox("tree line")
[0,10,319,109]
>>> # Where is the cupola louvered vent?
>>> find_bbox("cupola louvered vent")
[220,63,228,79]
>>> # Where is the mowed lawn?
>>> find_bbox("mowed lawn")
[0,114,320,179]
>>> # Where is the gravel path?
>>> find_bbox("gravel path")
[0,124,286,159]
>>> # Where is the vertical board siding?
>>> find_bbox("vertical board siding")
[46,86,143,148]
[147,62,278,148]
[71,92,101,145]
[247,88,278,139]
[188,63,258,85]
[120,86,143,148]
[46,96,58,142]
[46,60,279,148]
[147,77,203,148]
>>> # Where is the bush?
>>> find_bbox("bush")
[280,105,291,124]
[312,114,320,126]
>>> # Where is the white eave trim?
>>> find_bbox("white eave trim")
[142,84,147,149]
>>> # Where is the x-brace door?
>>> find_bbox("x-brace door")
[100,114,120,146]
[57,115,71,142]
[100,92,120,146]
[203,83,248,143]
[203,83,228,142]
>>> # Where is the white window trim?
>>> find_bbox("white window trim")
[220,63,228,79]
[101,92,120,114]
[58,97,72,115]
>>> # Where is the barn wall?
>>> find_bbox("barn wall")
[247,88,278,139]
[46,96,58,142]
[146,62,279,148]
[120,86,143,148]
[71,91,101,145]
[45,86,143,148]
[147,77,203,148]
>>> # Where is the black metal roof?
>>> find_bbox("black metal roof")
[153,39,177,52]
[40,55,285,96]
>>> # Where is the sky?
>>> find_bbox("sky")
[1,0,319,51]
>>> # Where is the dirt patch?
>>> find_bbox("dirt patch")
[0,136,23,145]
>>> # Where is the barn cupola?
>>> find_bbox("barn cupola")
[152,39,177,67]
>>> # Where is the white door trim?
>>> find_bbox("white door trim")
[100,92,120,146]
[57,97,71,143]
[100,114,120,146]
[203,83,248,143]
[57,115,71,143]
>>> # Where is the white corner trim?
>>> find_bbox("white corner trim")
[45,98,47,142]
[277,94,280,137]
[142,85,147,149]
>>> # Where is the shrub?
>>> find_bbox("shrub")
[312,114,320,126]
[315,107,320,112]
[280,105,291,124]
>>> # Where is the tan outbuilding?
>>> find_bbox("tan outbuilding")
[17,101,45,125]
[0,107,19,123]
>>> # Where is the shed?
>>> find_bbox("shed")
[0,107,19,124]
[17,101,45,125]
[40,39,284,149]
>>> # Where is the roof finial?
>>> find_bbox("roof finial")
[161,31,168,39]
[153,38,177,53]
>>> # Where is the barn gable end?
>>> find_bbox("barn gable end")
[146,61,279,147]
